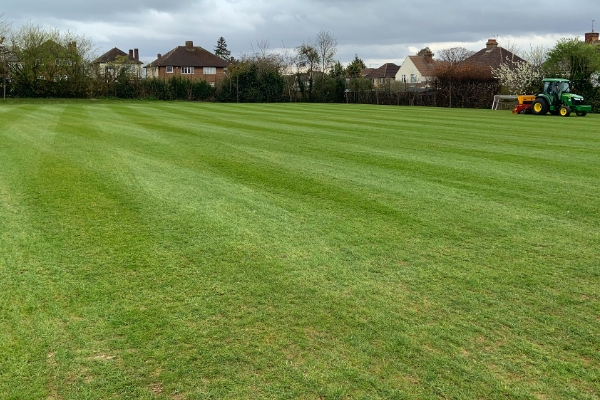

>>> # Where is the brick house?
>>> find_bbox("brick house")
[145,41,229,86]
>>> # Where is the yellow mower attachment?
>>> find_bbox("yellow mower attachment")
[513,95,536,114]
[518,95,536,104]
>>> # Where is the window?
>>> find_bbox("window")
[401,74,406,83]
[182,66,194,74]
[203,67,216,75]
[166,66,173,73]
[410,74,417,83]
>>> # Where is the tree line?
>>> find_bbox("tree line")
[1,15,599,110]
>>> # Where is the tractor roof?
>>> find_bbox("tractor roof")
[542,78,570,82]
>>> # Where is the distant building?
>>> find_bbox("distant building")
[395,50,437,88]
[462,39,526,70]
[585,29,599,44]
[93,48,143,79]
[361,68,374,78]
[17,40,81,82]
[364,63,400,87]
[145,41,229,86]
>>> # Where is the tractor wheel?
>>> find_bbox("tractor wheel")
[576,111,587,117]
[532,99,548,115]
[559,105,571,117]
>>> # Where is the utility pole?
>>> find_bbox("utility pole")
[0,43,5,100]
[2,53,6,100]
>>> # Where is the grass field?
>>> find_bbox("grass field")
[0,100,599,399]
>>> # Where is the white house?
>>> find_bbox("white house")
[395,50,436,88]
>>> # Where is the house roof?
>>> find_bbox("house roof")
[361,68,374,77]
[406,55,437,77]
[364,63,400,79]
[35,40,77,57]
[462,39,526,70]
[94,47,142,64]
[146,41,229,68]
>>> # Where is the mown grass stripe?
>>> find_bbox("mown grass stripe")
[0,100,598,399]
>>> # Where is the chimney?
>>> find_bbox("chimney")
[129,49,134,59]
[134,48,139,61]
[157,53,161,60]
[585,31,599,44]
[424,50,433,63]
[186,40,193,50]
[486,39,498,50]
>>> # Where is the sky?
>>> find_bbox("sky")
[1,1,599,67]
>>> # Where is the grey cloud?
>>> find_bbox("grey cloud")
[2,0,598,64]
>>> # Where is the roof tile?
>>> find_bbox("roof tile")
[364,63,400,79]
[146,43,229,68]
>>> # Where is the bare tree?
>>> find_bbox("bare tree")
[0,13,10,42]
[279,45,300,101]
[522,45,548,68]
[315,30,337,76]
[251,38,271,60]
[438,47,475,64]
[246,38,285,73]
[500,38,522,60]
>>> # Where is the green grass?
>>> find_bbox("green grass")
[1,100,599,399]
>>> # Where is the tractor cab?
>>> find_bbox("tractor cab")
[532,78,591,117]
[542,80,570,96]
[542,80,570,103]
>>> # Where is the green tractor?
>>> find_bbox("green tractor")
[531,78,592,117]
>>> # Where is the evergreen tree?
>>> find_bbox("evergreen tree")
[214,37,231,61]
[417,47,433,57]
[329,61,345,79]
[346,54,366,78]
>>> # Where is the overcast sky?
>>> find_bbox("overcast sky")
[2,1,599,67]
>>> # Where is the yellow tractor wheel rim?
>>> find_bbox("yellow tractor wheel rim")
[560,108,567,116]
[534,103,542,112]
